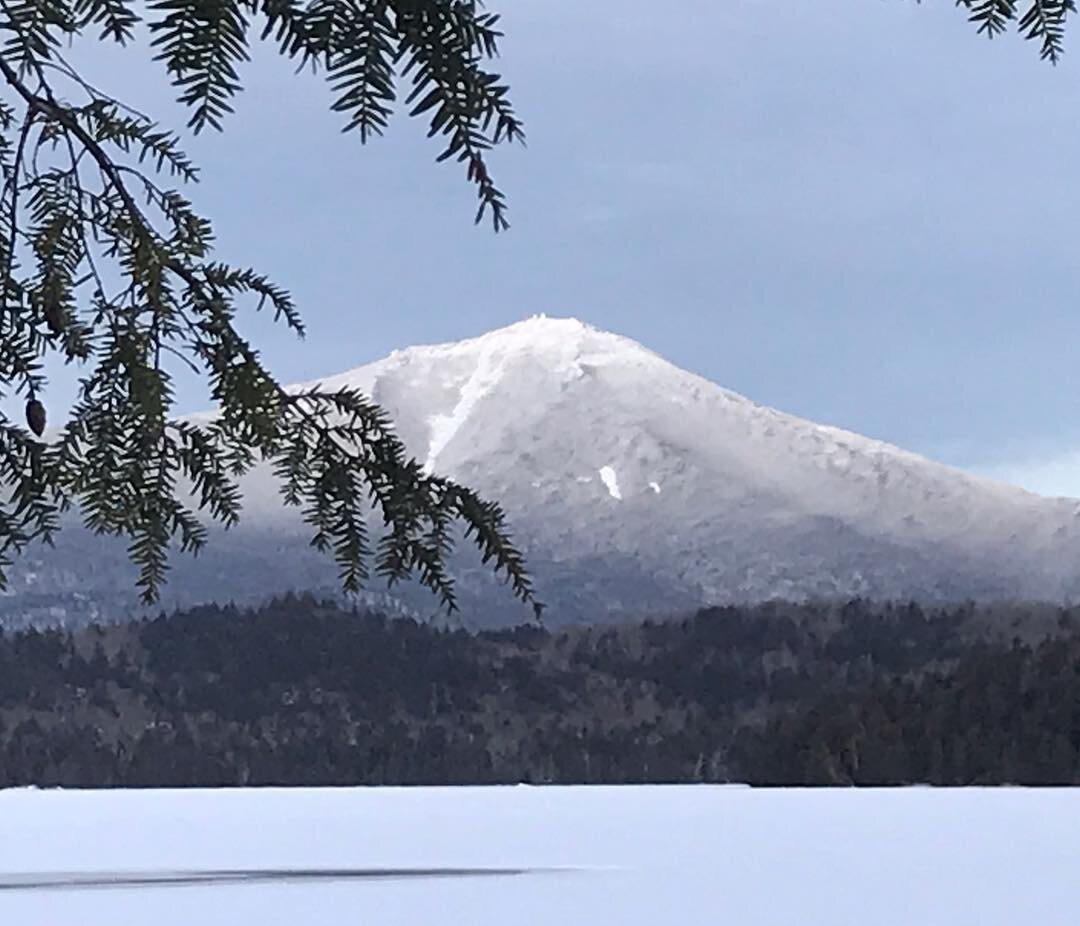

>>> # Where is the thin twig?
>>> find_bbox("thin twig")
[1,108,33,325]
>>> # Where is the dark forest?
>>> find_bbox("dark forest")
[2,595,1079,787]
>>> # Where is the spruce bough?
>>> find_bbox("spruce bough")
[0,0,533,614]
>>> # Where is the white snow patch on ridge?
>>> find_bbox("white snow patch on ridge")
[599,466,622,500]
[424,342,504,474]
[649,481,662,494]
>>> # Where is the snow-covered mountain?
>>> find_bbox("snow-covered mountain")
[7,315,1080,628]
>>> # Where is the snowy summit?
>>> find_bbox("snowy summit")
[9,315,1080,627]
[280,315,1080,620]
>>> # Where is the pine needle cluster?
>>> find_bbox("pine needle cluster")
[0,0,536,615]
[952,0,1076,62]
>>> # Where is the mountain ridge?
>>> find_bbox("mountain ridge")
[299,314,1060,504]
[6,315,1080,628]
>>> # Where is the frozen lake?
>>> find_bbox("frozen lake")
[2,785,1077,924]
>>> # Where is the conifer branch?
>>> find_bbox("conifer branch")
[0,3,538,614]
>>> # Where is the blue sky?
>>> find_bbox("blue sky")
[53,1,1080,495]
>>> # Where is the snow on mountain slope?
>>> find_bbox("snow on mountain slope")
[264,314,1080,619]
[7,315,1080,628]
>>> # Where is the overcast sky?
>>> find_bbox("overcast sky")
[55,0,1080,496]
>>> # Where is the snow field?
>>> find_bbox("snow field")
[1,785,1078,925]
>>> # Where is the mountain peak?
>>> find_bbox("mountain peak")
[461,314,594,354]
[144,316,1080,628]
[444,314,652,364]
[496,313,592,334]
[11,316,1080,628]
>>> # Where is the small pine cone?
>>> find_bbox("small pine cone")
[26,398,46,437]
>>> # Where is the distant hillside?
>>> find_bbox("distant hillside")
[2,596,1080,787]
[7,316,1080,629]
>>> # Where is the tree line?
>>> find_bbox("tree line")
[1,594,1078,787]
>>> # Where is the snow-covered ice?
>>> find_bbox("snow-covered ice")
[2,785,1079,925]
